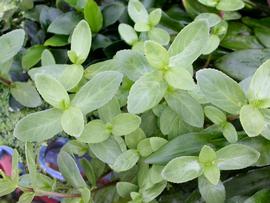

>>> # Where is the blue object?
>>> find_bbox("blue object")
[38,138,68,181]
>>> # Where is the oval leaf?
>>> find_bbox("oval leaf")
[196,69,247,114]
[35,74,70,109]
[216,144,260,170]
[14,108,63,142]
[72,71,123,115]
[161,156,203,183]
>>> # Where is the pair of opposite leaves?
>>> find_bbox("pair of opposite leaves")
[118,0,170,47]
[197,59,270,138]
[126,20,210,120]
[14,71,123,141]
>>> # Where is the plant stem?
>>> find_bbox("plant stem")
[23,188,81,198]
[203,55,212,69]
[36,190,81,198]
[227,115,239,122]
[0,76,12,87]
[21,180,119,199]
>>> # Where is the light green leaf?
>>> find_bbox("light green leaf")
[111,113,141,136]
[195,13,221,28]
[149,165,164,184]
[14,108,63,142]
[57,151,86,188]
[29,64,84,91]
[199,145,216,163]
[35,74,70,109]
[84,59,118,79]
[148,27,170,45]
[41,49,55,66]
[28,64,69,81]
[203,164,220,185]
[134,22,151,32]
[125,128,146,149]
[90,137,122,164]
[204,105,226,125]
[198,176,226,203]
[118,23,138,45]
[110,149,139,172]
[196,69,247,114]
[61,140,88,156]
[149,9,161,26]
[202,34,220,55]
[68,20,91,64]
[168,21,209,63]
[217,0,245,11]
[72,71,123,115]
[132,41,144,51]
[0,59,12,79]
[144,40,169,69]
[188,85,208,104]
[216,144,260,170]
[137,137,167,157]
[78,120,110,143]
[59,64,84,91]
[240,105,265,137]
[159,106,178,135]
[10,81,42,108]
[116,182,138,198]
[141,181,167,202]
[114,50,151,81]
[98,97,121,123]
[0,179,17,197]
[79,187,91,203]
[18,192,35,203]
[127,0,148,23]
[159,106,195,138]
[25,143,37,187]
[61,106,84,137]
[84,0,103,33]
[198,0,218,7]
[0,29,25,63]
[165,90,204,127]
[161,156,203,183]
[222,122,238,143]
[127,71,167,114]
[248,59,270,108]
[11,151,18,182]
[164,68,195,90]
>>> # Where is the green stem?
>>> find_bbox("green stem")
[203,55,212,69]
[22,188,81,198]
[35,190,81,198]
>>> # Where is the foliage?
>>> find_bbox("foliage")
[1,0,270,202]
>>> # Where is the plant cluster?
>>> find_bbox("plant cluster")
[1,0,270,202]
